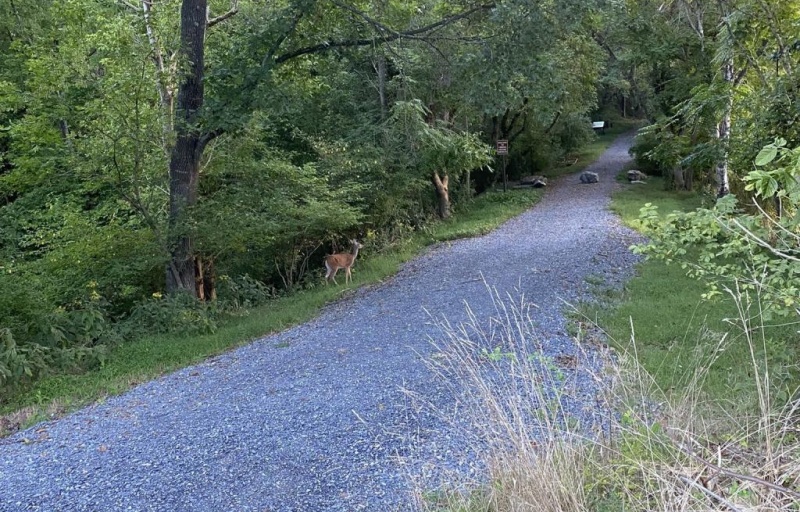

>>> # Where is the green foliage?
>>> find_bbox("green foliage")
[0,323,108,392]
[592,168,799,409]
[603,0,800,197]
[195,113,365,288]
[634,196,799,319]
[634,138,800,321]
[0,0,622,394]
[385,100,493,180]
[745,137,800,208]
[628,120,698,178]
[216,274,276,311]
[122,293,223,337]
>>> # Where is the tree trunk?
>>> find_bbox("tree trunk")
[672,166,686,190]
[141,0,173,152]
[166,0,207,296]
[432,172,450,219]
[376,54,388,121]
[194,257,217,301]
[715,58,733,198]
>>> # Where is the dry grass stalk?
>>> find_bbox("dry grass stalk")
[415,285,800,512]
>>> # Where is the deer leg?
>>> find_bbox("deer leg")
[325,262,339,285]
[345,267,352,284]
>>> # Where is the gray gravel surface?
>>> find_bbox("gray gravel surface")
[0,134,644,512]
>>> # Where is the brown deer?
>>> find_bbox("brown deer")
[324,239,363,285]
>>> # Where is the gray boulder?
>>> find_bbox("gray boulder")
[627,169,647,183]
[518,175,548,188]
[579,171,599,184]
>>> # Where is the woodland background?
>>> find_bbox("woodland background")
[1,0,799,397]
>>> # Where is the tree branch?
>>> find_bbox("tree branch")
[544,110,561,134]
[274,3,495,64]
[264,6,307,67]
[198,127,224,154]
[591,30,617,61]
[207,0,238,28]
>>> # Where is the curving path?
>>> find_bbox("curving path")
[0,134,643,512]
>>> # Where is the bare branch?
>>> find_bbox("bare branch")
[207,0,238,28]
[274,3,495,64]
[141,0,172,153]
[752,200,800,243]
[198,127,224,154]
[677,475,743,512]
[726,216,800,264]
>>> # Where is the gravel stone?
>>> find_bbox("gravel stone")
[0,134,644,511]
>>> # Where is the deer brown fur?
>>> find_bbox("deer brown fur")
[324,240,363,285]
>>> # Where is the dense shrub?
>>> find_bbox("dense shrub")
[628,123,674,176]
[216,274,276,311]
[121,293,223,337]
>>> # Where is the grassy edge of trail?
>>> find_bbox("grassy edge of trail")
[584,174,799,409]
[424,149,800,512]
[0,124,636,435]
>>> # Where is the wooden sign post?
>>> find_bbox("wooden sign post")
[496,140,509,192]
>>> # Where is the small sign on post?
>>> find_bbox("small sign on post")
[496,140,509,192]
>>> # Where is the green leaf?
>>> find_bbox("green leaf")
[755,146,778,166]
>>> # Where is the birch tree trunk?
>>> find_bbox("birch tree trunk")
[715,57,733,198]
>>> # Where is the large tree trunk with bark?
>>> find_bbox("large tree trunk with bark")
[432,172,450,219]
[672,166,686,190]
[166,0,207,296]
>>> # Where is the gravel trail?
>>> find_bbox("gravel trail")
[0,134,643,511]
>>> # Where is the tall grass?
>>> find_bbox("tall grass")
[418,290,800,511]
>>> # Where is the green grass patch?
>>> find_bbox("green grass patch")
[428,188,544,242]
[586,176,800,410]
[610,175,708,229]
